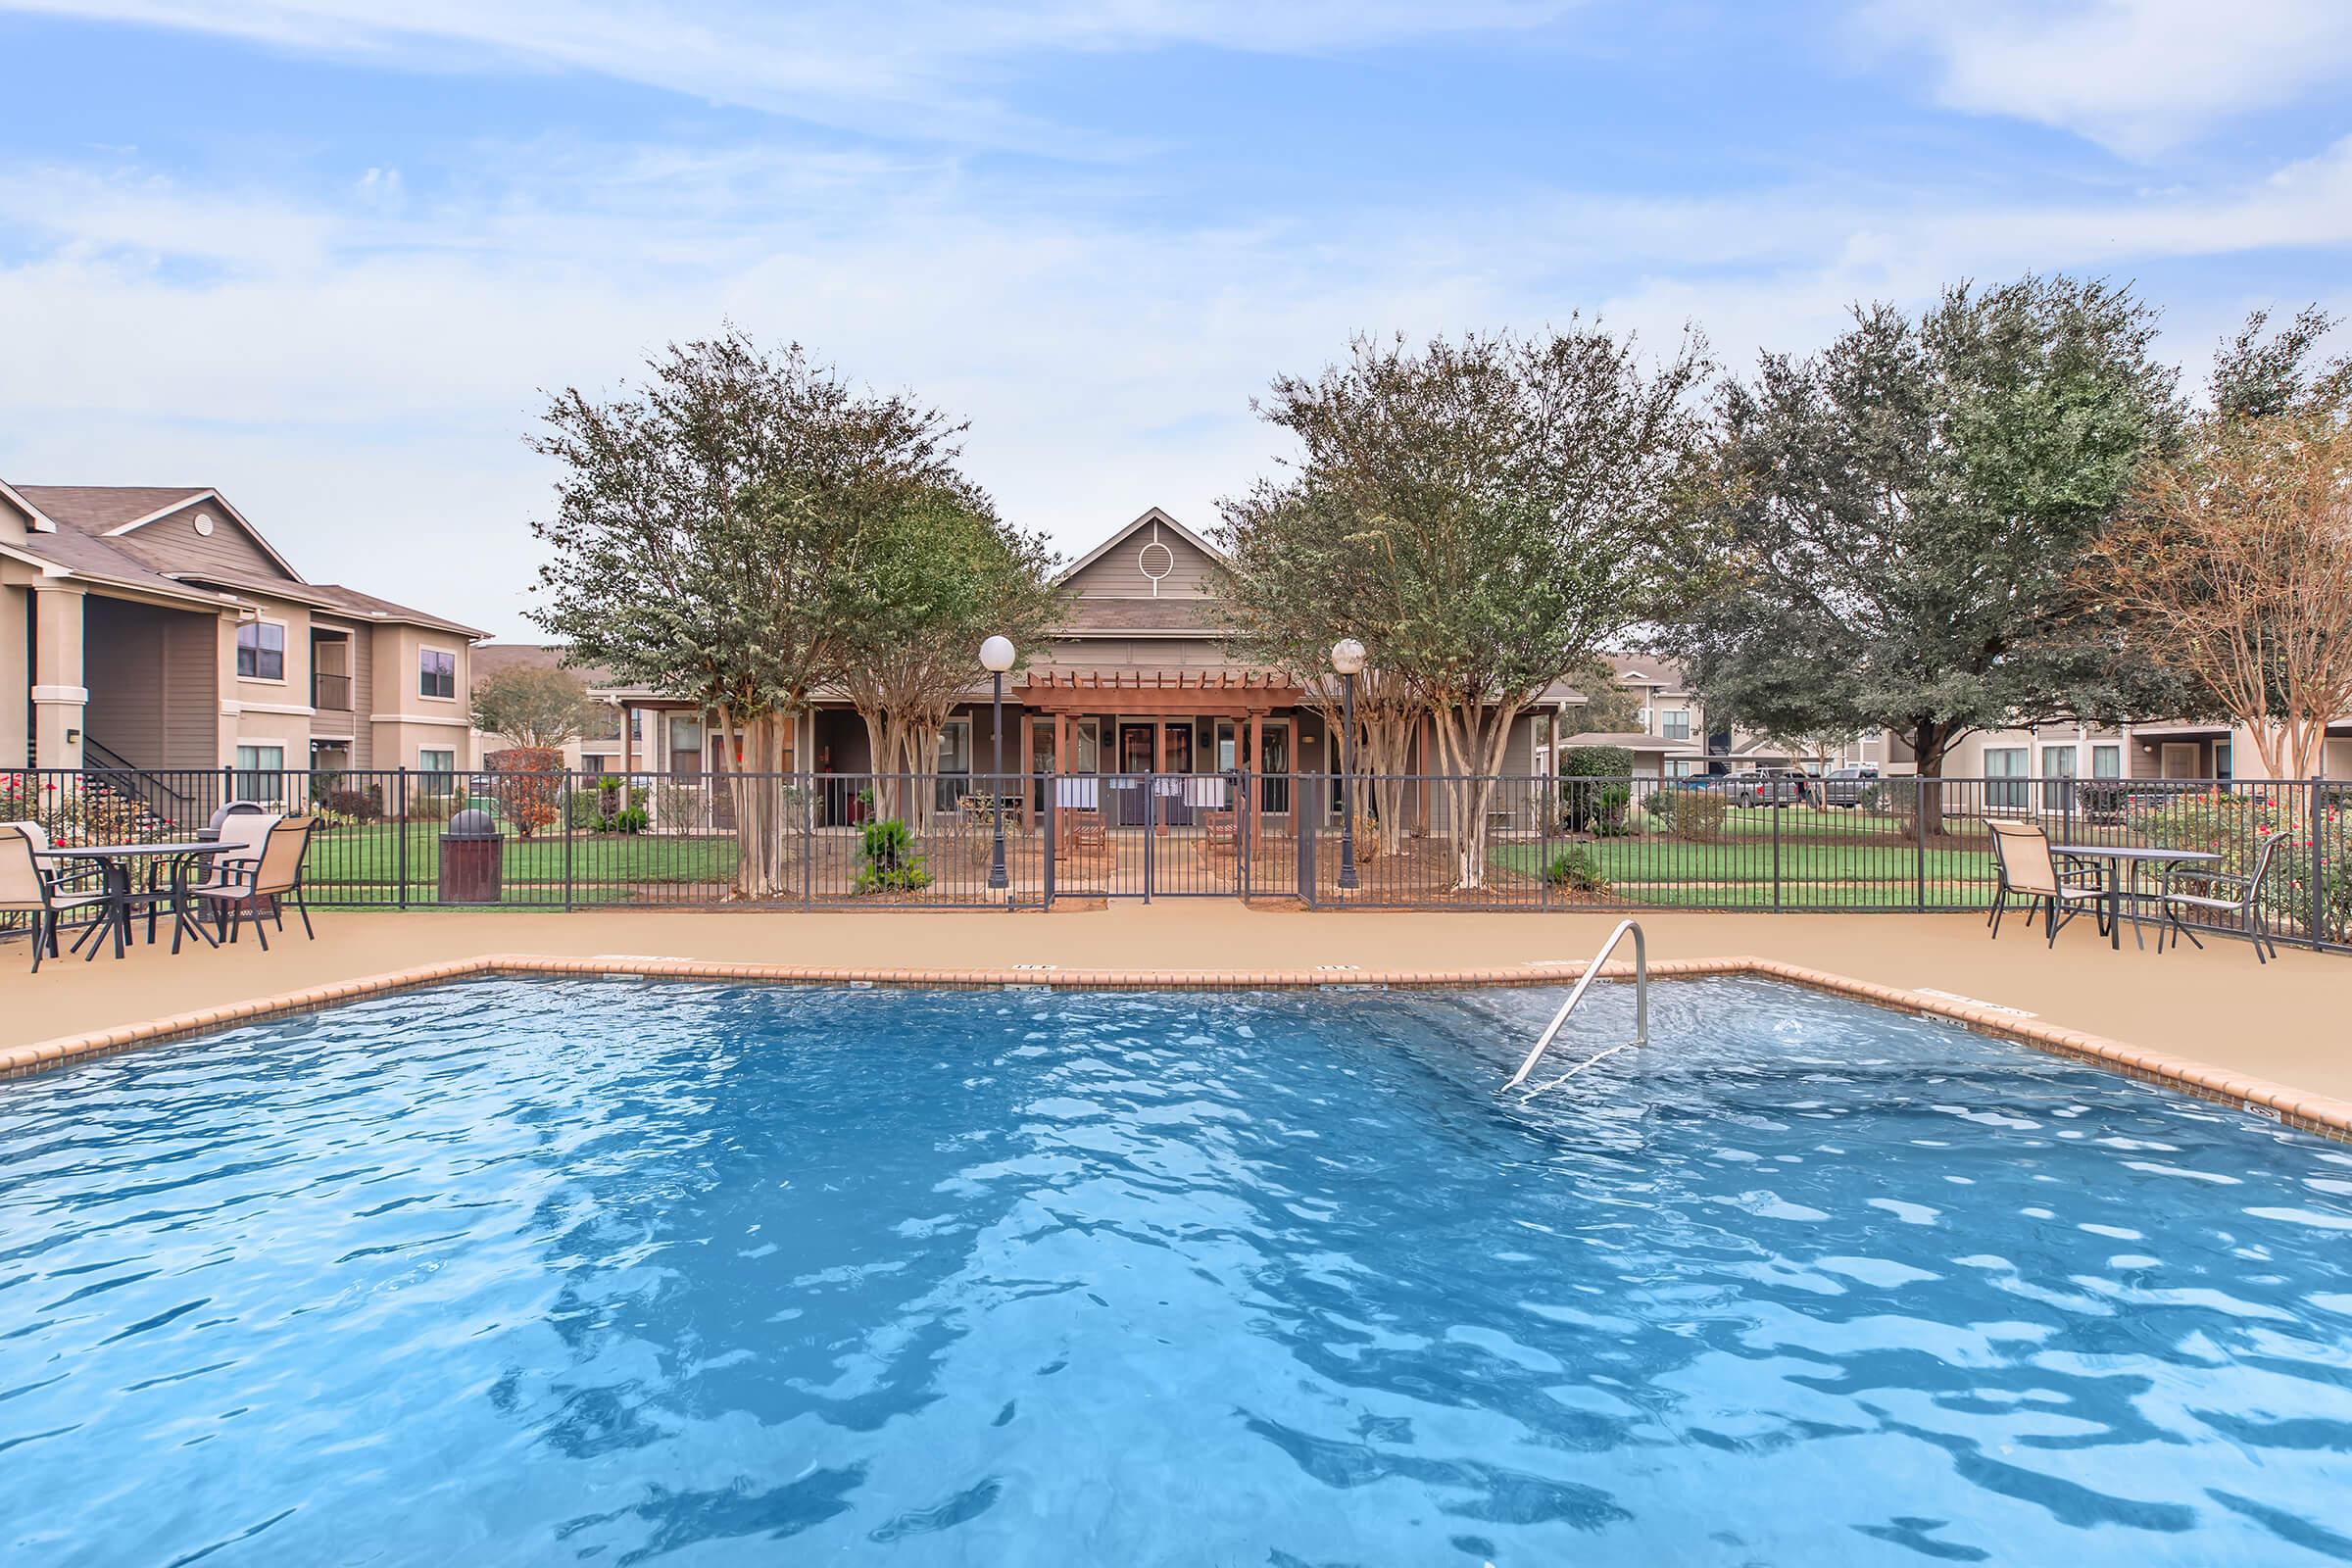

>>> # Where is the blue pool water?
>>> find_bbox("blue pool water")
[3,979,2350,1565]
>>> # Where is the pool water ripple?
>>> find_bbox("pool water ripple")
[1,975,2349,1564]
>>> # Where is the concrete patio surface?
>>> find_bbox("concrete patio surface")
[3,904,2345,1104]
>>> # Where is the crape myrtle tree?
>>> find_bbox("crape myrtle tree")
[2091,307,2352,779]
[1213,481,1424,856]
[469,663,602,751]
[1233,325,1710,889]
[529,328,962,899]
[1660,275,2184,824]
[834,481,1062,828]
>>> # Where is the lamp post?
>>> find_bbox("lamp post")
[980,636,1016,892]
[1331,638,1365,891]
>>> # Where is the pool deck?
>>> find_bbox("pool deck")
[3,906,2346,1137]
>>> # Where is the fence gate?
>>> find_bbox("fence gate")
[1049,771,1258,901]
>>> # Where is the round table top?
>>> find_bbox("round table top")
[2049,844,2224,861]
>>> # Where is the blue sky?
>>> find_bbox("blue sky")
[3,1,2349,638]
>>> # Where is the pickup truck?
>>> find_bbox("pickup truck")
[1820,765,1880,808]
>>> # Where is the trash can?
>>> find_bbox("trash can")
[440,808,503,904]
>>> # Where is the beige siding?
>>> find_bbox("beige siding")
[77,599,220,772]
[108,500,293,582]
[1035,633,1235,671]
[1062,527,1219,601]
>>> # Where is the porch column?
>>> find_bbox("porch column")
[1054,712,1069,773]
[1152,719,1168,832]
[1247,711,1262,819]
[30,578,87,770]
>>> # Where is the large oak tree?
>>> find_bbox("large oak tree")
[1660,275,2185,798]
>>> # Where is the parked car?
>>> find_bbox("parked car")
[1724,768,1827,807]
[1821,765,1880,808]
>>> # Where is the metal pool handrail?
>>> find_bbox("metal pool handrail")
[1501,919,1649,1097]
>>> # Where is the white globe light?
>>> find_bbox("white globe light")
[979,635,1017,673]
[1330,638,1367,676]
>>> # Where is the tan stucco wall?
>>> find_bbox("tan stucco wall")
[368,623,473,772]
[0,579,27,768]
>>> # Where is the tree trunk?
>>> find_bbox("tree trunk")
[1431,694,1521,891]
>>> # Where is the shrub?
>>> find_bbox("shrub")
[407,793,456,823]
[323,788,383,822]
[2129,788,2350,940]
[855,817,932,893]
[1674,790,1729,843]
[485,747,564,838]
[1554,748,1634,835]
[1642,788,1677,830]
[1542,847,1610,895]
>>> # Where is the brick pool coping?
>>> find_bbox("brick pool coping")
[5,952,2346,1144]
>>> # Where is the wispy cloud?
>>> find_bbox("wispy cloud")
[1862,0,2352,157]
[5,123,2346,636]
[0,0,1583,150]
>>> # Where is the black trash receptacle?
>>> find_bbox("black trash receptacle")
[440,808,503,904]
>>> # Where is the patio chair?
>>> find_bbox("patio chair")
[185,815,318,953]
[209,808,281,869]
[1986,819,2107,947]
[1200,808,1239,861]
[2157,829,2288,965]
[1059,808,1108,861]
[1,826,113,973]
[0,819,102,893]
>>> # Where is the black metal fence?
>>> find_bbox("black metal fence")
[3,765,2345,953]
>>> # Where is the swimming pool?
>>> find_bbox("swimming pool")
[3,977,2348,1565]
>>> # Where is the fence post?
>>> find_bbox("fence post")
[563,770,574,911]
[803,773,815,910]
[1043,778,1056,909]
[1299,788,1317,908]
[2314,776,2328,953]
[1539,774,1552,911]
[1772,784,1784,911]
[1142,763,1155,905]
[1914,778,1929,911]
[220,763,233,808]
[396,766,411,908]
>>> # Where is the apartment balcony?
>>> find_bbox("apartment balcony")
[313,672,353,711]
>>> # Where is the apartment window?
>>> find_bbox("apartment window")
[629,708,645,743]
[2092,744,2122,779]
[233,744,283,800]
[1985,747,2029,810]
[2040,744,2076,811]
[1667,758,1700,780]
[418,647,457,700]
[937,718,973,775]
[591,703,624,741]
[236,621,285,681]
[2215,742,2232,781]
[1661,710,1690,742]
[417,748,456,791]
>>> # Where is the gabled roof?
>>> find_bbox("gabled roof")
[167,567,485,638]
[16,484,308,582]
[0,477,59,533]
[1054,507,1224,585]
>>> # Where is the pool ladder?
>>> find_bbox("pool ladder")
[1501,919,1648,1098]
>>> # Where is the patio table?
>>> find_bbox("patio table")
[2048,844,2224,952]
[43,842,233,960]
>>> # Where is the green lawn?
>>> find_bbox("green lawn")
[303,822,740,897]
[1488,807,2000,907]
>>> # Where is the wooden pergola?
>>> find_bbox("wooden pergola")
[1015,667,1306,792]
